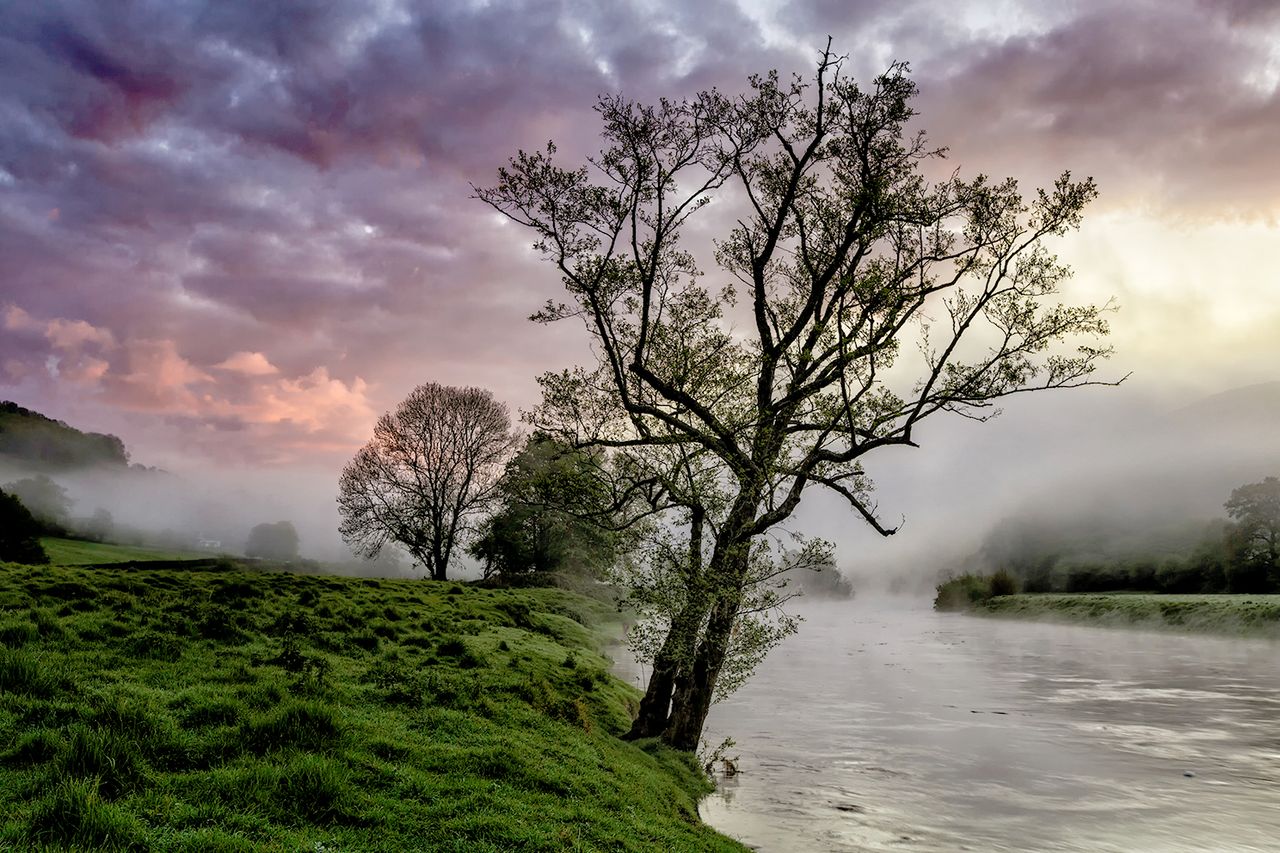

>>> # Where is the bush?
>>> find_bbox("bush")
[988,569,1018,597]
[933,574,995,611]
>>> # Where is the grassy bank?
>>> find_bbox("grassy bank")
[974,593,1280,638]
[0,562,746,851]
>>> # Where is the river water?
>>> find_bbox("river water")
[612,598,1280,852]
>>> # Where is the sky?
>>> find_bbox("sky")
[1,0,1278,562]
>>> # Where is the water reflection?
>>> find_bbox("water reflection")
[623,598,1280,852]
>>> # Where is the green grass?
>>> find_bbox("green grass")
[0,562,746,851]
[39,538,207,565]
[976,593,1280,637]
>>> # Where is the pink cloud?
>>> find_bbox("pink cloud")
[214,351,279,376]
[45,317,115,349]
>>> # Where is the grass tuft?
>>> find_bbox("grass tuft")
[27,778,148,851]
[241,700,341,754]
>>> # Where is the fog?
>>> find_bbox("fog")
[6,372,1275,589]
[791,380,1280,594]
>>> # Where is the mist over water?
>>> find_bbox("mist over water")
[637,597,1280,853]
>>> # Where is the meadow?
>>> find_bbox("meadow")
[0,561,747,851]
[38,538,206,566]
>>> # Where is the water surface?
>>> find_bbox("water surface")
[616,598,1280,852]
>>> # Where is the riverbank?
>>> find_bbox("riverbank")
[973,592,1280,637]
[0,561,747,851]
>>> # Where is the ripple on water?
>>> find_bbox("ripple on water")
[694,599,1280,853]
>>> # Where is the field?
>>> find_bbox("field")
[0,562,746,851]
[39,538,207,566]
[977,593,1280,637]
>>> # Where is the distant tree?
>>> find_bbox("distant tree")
[469,435,620,579]
[245,521,300,561]
[1224,477,1280,589]
[3,474,72,532]
[338,383,517,581]
[75,507,115,543]
[0,488,49,564]
[783,548,856,599]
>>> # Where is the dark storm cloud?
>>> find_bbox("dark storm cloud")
[0,0,1276,465]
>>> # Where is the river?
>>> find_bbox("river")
[611,598,1280,852]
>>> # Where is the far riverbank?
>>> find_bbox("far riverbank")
[973,592,1280,637]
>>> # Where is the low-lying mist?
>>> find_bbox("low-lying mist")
[8,381,1276,588]
[795,380,1280,595]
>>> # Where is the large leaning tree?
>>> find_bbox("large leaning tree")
[338,383,517,581]
[479,45,1120,750]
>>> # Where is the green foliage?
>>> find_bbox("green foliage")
[0,488,48,564]
[3,473,72,532]
[988,569,1018,597]
[975,479,1280,596]
[470,434,620,580]
[0,561,746,851]
[934,574,1000,611]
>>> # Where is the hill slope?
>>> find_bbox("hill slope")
[0,565,745,851]
[0,401,131,471]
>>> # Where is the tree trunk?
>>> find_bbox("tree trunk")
[626,504,708,739]
[625,598,704,739]
[663,590,742,751]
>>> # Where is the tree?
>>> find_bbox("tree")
[0,488,49,564]
[245,520,300,561]
[469,435,620,579]
[1224,475,1280,590]
[338,383,517,581]
[480,45,1118,749]
[3,474,72,533]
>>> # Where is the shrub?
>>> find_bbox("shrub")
[989,569,1018,597]
[0,488,50,564]
[933,574,994,611]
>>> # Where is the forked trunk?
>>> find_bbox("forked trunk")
[662,591,742,751]
[626,598,705,738]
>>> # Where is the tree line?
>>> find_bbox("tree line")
[964,476,1280,596]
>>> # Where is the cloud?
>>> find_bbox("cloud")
[0,0,1277,472]
[215,351,279,376]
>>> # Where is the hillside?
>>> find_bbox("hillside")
[0,563,746,851]
[1172,380,1280,432]
[0,402,131,471]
